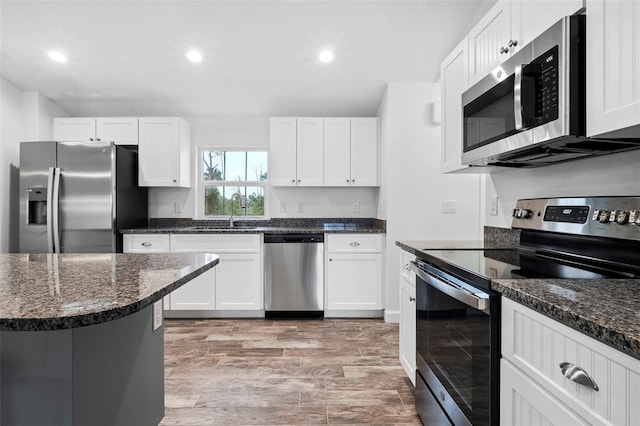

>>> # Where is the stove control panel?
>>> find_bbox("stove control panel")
[512,197,640,241]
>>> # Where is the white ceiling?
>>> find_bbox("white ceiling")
[1,0,494,118]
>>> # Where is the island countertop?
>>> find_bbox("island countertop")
[0,252,219,331]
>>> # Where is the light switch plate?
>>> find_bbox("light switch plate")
[152,300,163,331]
[489,197,499,216]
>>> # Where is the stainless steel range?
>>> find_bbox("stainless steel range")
[412,197,640,426]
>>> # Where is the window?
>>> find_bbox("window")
[199,149,268,218]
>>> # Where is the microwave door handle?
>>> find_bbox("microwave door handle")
[514,64,525,130]
[410,261,489,311]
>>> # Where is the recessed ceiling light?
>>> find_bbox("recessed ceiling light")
[186,50,203,63]
[318,50,334,63]
[48,51,67,63]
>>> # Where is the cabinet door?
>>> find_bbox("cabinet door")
[138,117,182,187]
[350,118,379,186]
[501,359,587,426]
[323,118,351,187]
[587,0,640,138]
[52,118,96,142]
[441,37,470,173]
[96,117,138,145]
[399,277,416,386]
[512,1,584,49]
[122,234,171,310]
[269,117,297,186]
[468,0,512,86]
[215,253,262,310]
[296,117,324,186]
[170,268,216,310]
[326,253,382,310]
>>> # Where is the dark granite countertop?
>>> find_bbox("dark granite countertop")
[492,278,640,360]
[0,253,219,331]
[396,239,517,253]
[122,218,386,235]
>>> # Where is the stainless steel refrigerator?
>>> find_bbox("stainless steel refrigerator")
[19,141,148,253]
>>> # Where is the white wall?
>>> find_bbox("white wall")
[0,78,68,252]
[378,82,482,322]
[149,115,380,219]
[484,150,640,227]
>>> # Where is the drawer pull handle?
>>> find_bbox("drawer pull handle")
[404,263,410,271]
[349,242,360,247]
[409,297,415,302]
[141,242,152,247]
[559,362,599,391]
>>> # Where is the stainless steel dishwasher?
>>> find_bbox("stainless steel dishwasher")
[264,233,324,318]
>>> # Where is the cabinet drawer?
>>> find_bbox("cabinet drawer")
[123,234,170,252]
[326,234,383,253]
[170,234,261,253]
[502,298,640,425]
[400,250,416,284]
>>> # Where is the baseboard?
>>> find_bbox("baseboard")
[384,310,400,323]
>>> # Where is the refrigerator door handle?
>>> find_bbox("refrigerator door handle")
[46,167,55,253]
[52,167,62,253]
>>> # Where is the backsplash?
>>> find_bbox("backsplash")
[484,226,520,246]
[149,217,386,232]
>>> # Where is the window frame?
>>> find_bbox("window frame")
[197,147,269,220]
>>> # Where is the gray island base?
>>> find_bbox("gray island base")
[0,252,219,426]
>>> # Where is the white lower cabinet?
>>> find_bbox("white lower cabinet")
[398,250,416,385]
[124,233,262,316]
[325,234,383,316]
[501,297,640,425]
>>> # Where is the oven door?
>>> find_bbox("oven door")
[412,261,499,426]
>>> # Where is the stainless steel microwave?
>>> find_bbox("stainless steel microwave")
[460,15,639,168]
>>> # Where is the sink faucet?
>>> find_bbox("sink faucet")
[229,192,243,228]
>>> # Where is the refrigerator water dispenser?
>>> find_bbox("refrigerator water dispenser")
[27,187,47,225]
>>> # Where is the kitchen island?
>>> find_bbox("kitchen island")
[0,252,219,426]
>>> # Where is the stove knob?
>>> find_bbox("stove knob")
[592,209,600,221]
[598,210,610,223]
[616,210,630,225]
[630,210,639,225]
[512,208,520,218]
[519,209,533,219]
[609,210,617,222]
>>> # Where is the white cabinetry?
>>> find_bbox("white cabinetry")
[586,0,640,138]
[269,117,323,187]
[138,117,191,188]
[324,117,379,187]
[123,234,172,310]
[441,37,470,173]
[325,234,383,317]
[53,117,138,145]
[270,117,379,187]
[468,0,583,86]
[399,250,416,386]
[170,234,262,312]
[501,297,640,425]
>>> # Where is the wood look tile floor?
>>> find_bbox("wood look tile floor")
[160,318,421,425]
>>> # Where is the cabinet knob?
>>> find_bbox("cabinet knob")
[141,242,152,247]
[404,264,410,271]
[349,241,361,247]
[329,258,333,261]
[96,137,101,141]
[298,179,301,183]
[500,46,509,54]
[351,179,355,182]
[346,179,350,183]
[508,39,518,48]
[89,137,94,141]
[172,179,177,183]
[409,297,415,302]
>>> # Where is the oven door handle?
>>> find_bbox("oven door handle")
[410,261,489,311]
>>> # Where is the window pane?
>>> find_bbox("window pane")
[202,151,224,181]
[224,152,246,181]
[204,187,223,215]
[247,152,268,181]
[245,186,265,216]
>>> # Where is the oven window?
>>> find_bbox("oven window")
[463,75,517,153]
[417,276,492,425]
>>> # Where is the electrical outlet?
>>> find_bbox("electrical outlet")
[174,202,182,214]
[353,202,360,213]
[298,202,305,213]
[489,197,499,216]
[443,200,456,214]
[279,202,287,213]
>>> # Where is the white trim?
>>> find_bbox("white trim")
[384,309,400,324]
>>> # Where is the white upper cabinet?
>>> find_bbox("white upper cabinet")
[296,117,324,186]
[323,118,352,186]
[271,117,379,187]
[468,0,584,86]
[349,118,379,186]
[138,117,191,188]
[586,0,640,138]
[269,117,298,186]
[53,117,138,145]
[441,37,470,173]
